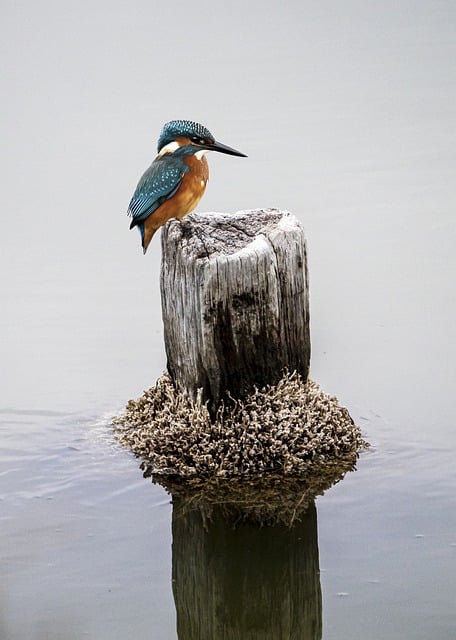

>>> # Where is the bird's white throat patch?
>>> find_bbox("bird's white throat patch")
[195,149,208,160]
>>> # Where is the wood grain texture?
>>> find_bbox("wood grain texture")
[160,208,310,412]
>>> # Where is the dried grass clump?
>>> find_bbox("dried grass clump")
[113,370,367,478]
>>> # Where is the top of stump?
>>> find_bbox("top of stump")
[162,208,302,259]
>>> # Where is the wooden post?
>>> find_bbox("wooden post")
[160,209,310,413]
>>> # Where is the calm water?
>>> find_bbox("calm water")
[1,2,455,638]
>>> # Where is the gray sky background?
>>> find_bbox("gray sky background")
[3,1,454,255]
[1,1,455,426]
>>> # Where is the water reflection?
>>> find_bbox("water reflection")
[148,458,358,640]
[146,454,358,526]
[171,500,321,640]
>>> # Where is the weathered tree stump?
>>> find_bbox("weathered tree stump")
[115,208,366,480]
[160,208,310,413]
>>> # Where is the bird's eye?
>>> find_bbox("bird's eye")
[191,136,208,145]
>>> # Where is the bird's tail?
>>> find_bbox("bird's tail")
[138,222,157,254]
[135,223,146,253]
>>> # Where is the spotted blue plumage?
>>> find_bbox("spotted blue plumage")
[127,154,190,227]
[157,120,214,152]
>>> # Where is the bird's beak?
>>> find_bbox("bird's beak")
[210,140,247,157]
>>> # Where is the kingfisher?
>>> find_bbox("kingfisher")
[127,120,247,253]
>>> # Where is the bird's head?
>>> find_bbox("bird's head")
[157,120,247,158]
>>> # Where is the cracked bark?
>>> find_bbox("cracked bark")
[160,208,310,414]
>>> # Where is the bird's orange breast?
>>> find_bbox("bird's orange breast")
[174,153,209,218]
[142,154,209,251]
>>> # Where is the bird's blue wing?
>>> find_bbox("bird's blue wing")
[127,156,187,227]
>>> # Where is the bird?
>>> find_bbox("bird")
[127,120,247,253]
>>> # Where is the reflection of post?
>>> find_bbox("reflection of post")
[172,501,321,640]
